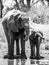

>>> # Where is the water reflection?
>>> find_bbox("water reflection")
[30,59,49,65]
[7,59,49,65]
[21,59,26,65]
[30,59,35,64]
[36,60,40,65]
[7,59,26,65]
[8,59,14,65]
[16,59,19,65]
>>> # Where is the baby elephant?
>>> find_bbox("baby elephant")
[29,31,44,59]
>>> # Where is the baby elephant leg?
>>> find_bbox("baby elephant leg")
[35,35,44,59]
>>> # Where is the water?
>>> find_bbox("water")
[0,58,49,65]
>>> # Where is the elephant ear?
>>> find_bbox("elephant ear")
[7,16,19,32]
[14,13,20,22]
[7,15,14,24]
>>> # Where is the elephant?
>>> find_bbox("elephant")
[29,31,44,59]
[2,13,29,59]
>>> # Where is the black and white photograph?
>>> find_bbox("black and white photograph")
[0,0,49,65]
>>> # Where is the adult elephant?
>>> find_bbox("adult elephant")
[2,12,29,59]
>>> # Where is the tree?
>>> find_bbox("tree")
[46,0,49,2]
[27,0,31,6]
[0,0,3,18]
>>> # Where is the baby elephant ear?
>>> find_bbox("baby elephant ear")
[39,31,43,36]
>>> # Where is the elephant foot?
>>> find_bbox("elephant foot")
[21,54,27,59]
[4,54,14,59]
[4,54,9,59]
[8,56,14,59]
[36,56,44,60]
[14,54,21,59]
[30,56,36,59]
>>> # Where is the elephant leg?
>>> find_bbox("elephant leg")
[4,30,14,59]
[21,31,27,59]
[15,37,21,59]
[16,38,20,55]
[35,35,44,59]
[36,36,40,57]
[8,31,14,57]
[2,21,11,58]
[30,39,35,59]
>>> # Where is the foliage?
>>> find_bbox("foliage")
[27,2,49,24]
